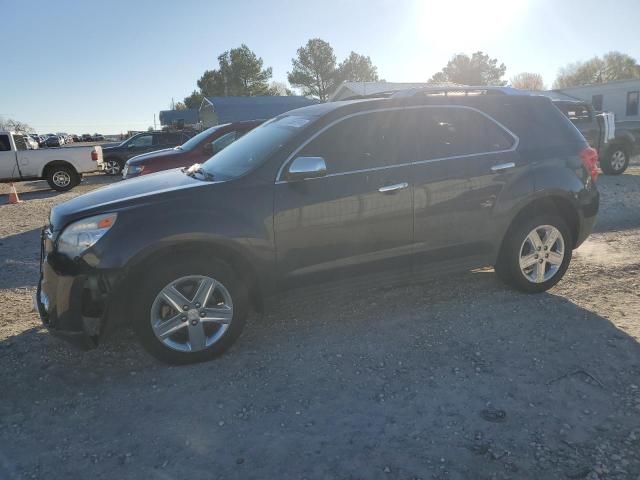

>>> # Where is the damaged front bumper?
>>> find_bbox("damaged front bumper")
[34,227,112,350]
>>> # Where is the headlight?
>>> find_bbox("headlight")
[57,213,117,258]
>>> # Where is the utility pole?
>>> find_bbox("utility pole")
[153,114,157,131]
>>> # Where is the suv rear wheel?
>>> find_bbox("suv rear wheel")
[132,256,248,364]
[495,215,572,293]
[600,145,629,175]
[104,158,123,175]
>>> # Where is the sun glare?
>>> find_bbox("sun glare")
[414,0,529,51]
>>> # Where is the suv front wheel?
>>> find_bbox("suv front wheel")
[132,256,248,364]
[495,215,573,293]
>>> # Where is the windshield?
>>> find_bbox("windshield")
[179,125,225,151]
[200,115,313,180]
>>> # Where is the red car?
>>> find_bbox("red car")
[122,120,263,179]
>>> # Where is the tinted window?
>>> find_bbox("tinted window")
[156,133,180,145]
[415,108,514,160]
[128,134,153,147]
[210,131,237,153]
[592,94,603,111]
[202,115,313,180]
[626,91,639,116]
[13,135,28,151]
[556,103,592,124]
[298,110,417,174]
[0,135,11,151]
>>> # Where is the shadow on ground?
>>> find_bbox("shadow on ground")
[1,271,639,479]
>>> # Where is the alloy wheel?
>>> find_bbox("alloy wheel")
[610,150,627,172]
[52,171,71,188]
[104,160,121,175]
[519,225,565,283]
[150,275,233,352]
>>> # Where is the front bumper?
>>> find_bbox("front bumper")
[35,230,105,350]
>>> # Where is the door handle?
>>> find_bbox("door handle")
[378,182,409,193]
[490,162,515,172]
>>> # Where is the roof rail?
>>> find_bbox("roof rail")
[391,86,531,98]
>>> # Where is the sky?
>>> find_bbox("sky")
[2,0,639,134]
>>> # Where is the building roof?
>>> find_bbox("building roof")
[554,78,640,92]
[201,96,318,123]
[159,108,199,126]
[330,81,431,101]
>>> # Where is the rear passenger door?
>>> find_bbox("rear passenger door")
[412,106,522,263]
[274,110,416,286]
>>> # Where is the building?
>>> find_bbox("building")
[553,79,640,121]
[159,108,200,128]
[199,96,317,127]
[330,81,430,101]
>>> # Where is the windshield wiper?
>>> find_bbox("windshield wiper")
[183,163,215,181]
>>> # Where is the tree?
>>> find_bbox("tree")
[554,51,640,88]
[288,38,338,101]
[183,90,204,109]
[336,52,379,83]
[181,44,274,106]
[0,117,33,133]
[269,81,294,96]
[510,72,546,90]
[428,51,507,86]
[173,101,187,110]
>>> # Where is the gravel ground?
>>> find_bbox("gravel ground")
[1,165,639,480]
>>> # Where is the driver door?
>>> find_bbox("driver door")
[125,133,155,159]
[273,109,416,288]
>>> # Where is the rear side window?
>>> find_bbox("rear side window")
[299,110,417,174]
[592,94,603,111]
[415,108,514,160]
[0,135,10,151]
[626,91,639,116]
[13,135,27,151]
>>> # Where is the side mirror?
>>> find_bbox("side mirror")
[127,144,136,149]
[286,156,327,182]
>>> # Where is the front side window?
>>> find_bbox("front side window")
[209,131,237,153]
[0,134,11,151]
[128,134,153,147]
[298,110,417,174]
[626,91,639,116]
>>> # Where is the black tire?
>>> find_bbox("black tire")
[45,164,80,191]
[600,145,630,175]
[494,215,573,293]
[132,256,248,365]
[103,158,123,176]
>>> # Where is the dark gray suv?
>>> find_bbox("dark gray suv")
[36,87,599,364]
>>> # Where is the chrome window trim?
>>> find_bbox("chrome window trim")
[275,104,520,184]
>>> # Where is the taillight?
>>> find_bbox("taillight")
[580,146,599,181]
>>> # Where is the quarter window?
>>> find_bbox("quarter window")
[626,91,639,116]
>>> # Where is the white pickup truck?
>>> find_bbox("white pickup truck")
[0,131,104,191]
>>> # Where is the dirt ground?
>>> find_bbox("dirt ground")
[0,164,639,480]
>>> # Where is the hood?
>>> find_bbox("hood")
[50,168,211,231]
[127,148,181,165]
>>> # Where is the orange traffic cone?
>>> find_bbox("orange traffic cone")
[7,183,22,204]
